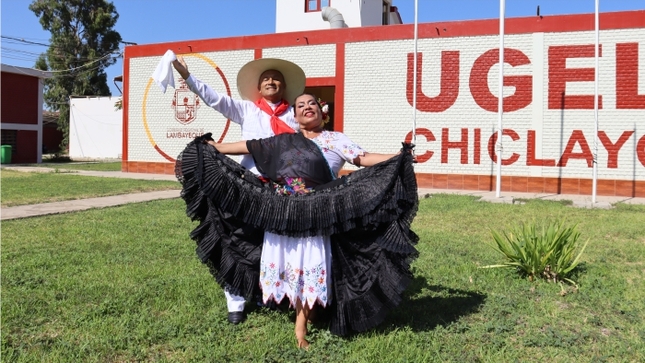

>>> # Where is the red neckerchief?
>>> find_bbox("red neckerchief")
[255,98,295,135]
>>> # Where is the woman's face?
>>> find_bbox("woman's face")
[294,94,323,130]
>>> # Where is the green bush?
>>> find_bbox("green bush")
[483,221,589,285]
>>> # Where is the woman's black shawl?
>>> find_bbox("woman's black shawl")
[176,132,419,336]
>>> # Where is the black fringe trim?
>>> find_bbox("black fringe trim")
[177,139,418,239]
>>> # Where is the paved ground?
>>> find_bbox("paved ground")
[2,165,643,221]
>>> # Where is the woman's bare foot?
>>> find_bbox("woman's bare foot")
[295,299,310,349]
[295,321,309,348]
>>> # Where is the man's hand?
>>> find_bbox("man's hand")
[172,56,190,80]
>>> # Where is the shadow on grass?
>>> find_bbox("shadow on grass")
[381,275,487,332]
[250,275,486,337]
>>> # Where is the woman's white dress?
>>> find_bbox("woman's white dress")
[259,130,365,309]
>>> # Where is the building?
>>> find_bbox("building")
[1,64,52,164]
[69,96,123,160]
[42,111,64,154]
[276,0,402,33]
[121,7,645,197]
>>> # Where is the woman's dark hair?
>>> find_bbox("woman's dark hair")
[291,93,322,111]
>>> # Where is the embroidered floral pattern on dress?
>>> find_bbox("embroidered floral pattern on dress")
[260,260,328,307]
[273,177,312,195]
[311,130,365,161]
[257,131,363,310]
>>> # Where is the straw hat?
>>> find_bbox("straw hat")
[236,58,306,104]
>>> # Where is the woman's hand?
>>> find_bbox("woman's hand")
[172,56,190,80]
[404,148,418,163]
[352,153,397,167]
[352,149,417,167]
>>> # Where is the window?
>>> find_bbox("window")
[306,0,330,13]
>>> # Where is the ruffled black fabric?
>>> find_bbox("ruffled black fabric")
[247,132,335,188]
[175,133,265,299]
[176,133,419,336]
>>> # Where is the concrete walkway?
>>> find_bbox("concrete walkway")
[1,190,180,220]
[2,165,643,221]
[2,166,180,221]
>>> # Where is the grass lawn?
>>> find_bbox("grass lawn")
[2,195,644,362]
[1,170,180,207]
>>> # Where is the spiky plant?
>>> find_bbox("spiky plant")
[482,221,589,286]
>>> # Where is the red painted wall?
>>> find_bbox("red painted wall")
[1,72,39,125]
[11,130,37,163]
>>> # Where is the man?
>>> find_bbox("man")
[172,56,306,324]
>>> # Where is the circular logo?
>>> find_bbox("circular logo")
[142,53,232,162]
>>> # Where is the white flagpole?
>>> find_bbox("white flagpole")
[496,0,505,198]
[412,0,418,145]
[592,0,599,203]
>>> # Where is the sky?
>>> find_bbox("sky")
[2,0,643,96]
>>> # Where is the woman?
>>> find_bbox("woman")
[176,93,419,348]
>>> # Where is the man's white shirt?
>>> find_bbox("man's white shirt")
[185,74,299,174]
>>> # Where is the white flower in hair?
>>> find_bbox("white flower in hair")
[322,104,329,113]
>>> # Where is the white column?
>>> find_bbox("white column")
[37,78,44,163]
[592,0,599,203]
[411,0,418,145]
[496,0,505,198]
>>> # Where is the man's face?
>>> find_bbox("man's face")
[258,69,286,102]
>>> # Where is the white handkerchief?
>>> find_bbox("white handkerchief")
[151,50,178,93]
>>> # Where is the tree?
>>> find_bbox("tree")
[31,0,122,151]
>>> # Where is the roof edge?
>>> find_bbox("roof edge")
[1,64,52,79]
